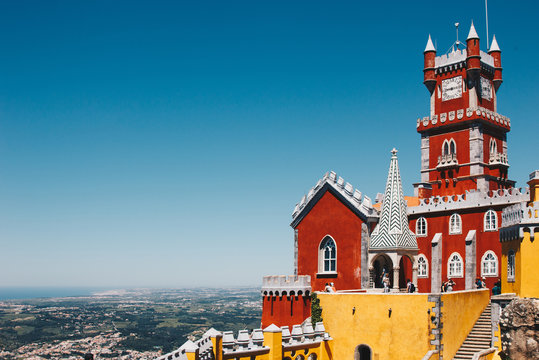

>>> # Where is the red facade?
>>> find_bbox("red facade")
[261,294,311,329]
[296,190,367,292]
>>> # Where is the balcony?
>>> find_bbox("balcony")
[489,152,509,167]
[437,153,458,169]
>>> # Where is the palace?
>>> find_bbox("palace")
[156,21,538,360]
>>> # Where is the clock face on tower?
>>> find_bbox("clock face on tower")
[442,76,463,101]
[481,77,492,100]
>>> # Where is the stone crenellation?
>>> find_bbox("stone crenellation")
[155,322,331,360]
[261,275,311,297]
[416,106,511,131]
[292,171,375,221]
[408,187,529,215]
[433,49,494,72]
[500,200,539,242]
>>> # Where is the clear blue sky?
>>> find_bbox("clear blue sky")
[0,1,537,288]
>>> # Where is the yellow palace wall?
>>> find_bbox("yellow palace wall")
[440,289,490,360]
[501,230,539,298]
[317,290,490,360]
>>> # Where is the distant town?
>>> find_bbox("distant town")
[0,288,261,360]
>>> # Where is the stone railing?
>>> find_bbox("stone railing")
[408,188,529,215]
[471,347,497,360]
[261,275,311,296]
[155,322,331,360]
[437,153,458,168]
[489,152,509,166]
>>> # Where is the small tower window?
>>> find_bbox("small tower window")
[418,255,428,278]
[484,210,498,231]
[481,251,498,277]
[449,213,462,234]
[507,250,515,282]
[319,236,336,273]
[448,252,463,278]
[490,139,497,156]
[442,139,457,156]
[450,139,456,155]
[416,217,427,237]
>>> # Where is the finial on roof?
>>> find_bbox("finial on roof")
[424,35,436,52]
[489,35,500,52]
[467,21,479,40]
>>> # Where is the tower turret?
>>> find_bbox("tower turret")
[489,35,503,91]
[466,21,481,85]
[423,35,436,94]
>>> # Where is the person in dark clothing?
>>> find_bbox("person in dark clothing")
[84,353,94,360]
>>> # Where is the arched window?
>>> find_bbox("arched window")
[484,210,497,231]
[481,251,498,276]
[416,217,427,237]
[319,236,336,273]
[450,139,456,155]
[443,140,450,156]
[418,255,428,278]
[490,139,497,156]
[448,252,463,278]
[507,250,515,281]
[442,139,457,156]
[449,213,462,234]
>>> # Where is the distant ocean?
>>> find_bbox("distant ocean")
[0,287,111,301]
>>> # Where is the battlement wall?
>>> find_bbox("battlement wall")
[434,49,494,70]
[408,187,529,215]
[261,275,311,296]
[155,322,332,360]
[500,201,539,241]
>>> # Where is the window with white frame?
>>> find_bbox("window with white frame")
[449,213,462,234]
[507,250,515,281]
[484,210,497,231]
[418,255,428,278]
[416,217,427,237]
[319,236,336,273]
[481,251,498,276]
[448,252,463,278]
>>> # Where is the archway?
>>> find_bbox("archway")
[354,344,372,360]
[399,255,414,289]
[372,254,393,288]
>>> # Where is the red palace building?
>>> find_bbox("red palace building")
[261,22,530,328]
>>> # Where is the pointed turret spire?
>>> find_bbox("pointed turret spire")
[369,149,418,250]
[467,21,479,40]
[424,34,436,52]
[489,34,500,52]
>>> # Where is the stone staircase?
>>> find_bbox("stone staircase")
[453,303,492,360]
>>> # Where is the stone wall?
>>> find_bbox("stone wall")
[499,298,539,360]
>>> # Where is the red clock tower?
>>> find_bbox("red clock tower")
[409,23,528,293]
[416,23,512,198]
